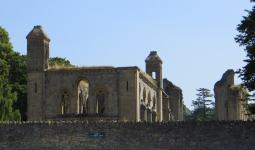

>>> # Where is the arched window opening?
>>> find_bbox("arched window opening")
[78,79,89,114]
[152,72,156,79]
[139,83,141,102]
[153,95,156,109]
[166,87,170,95]
[143,88,147,103]
[61,91,70,114]
[96,90,105,113]
[148,91,152,106]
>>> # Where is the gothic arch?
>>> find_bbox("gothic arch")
[91,85,109,114]
[57,87,73,114]
[73,76,92,86]
[153,94,156,110]
[73,76,91,114]
[139,83,141,102]
[143,87,147,103]
[148,91,152,106]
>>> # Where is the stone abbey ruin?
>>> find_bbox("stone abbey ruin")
[26,26,249,122]
[26,25,184,122]
[0,26,253,150]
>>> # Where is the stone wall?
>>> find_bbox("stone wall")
[1,121,255,149]
[163,78,183,121]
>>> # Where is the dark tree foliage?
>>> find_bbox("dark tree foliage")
[9,53,27,121]
[0,26,21,121]
[185,106,215,122]
[49,57,74,67]
[235,0,255,95]
[235,0,255,114]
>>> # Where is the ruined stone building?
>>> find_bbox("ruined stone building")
[214,69,248,121]
[27,26,183,122]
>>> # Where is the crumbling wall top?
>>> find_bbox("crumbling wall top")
[214,69,235,87]
[163,78,182,91]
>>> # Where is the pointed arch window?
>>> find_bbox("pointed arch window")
[96,90,105,113]
[153,95,156,109]
[148,91,152,106]
[143,88,147,103]
[92,86,109,114]
[61,91,70,114]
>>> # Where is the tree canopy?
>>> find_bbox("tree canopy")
[185,88,215,121]
[49,57,74,67]
[0,26,21,121]
[235,0,255,95]
[191,88,214,119]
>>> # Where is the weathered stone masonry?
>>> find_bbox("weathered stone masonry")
[26,25,183,122]
[1,121,255,149]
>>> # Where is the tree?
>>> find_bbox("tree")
[191,88,214,119]
[183,102,191,121]
[49,57,74,67]
[235,0,255,115]
[185,106,215,122]
[0,26,21,121]
[9,53,27,121]
[235,0,255,96]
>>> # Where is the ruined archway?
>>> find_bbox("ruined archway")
[74,76,91,114]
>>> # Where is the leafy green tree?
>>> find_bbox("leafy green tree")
[49,57,74,67]
[0,26,21,121]
[9,53,27,121]
[191,88,214,119]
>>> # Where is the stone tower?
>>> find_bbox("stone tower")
[26,26,50,121]
[26,25,50,71]
[145,51,163,88]
[145,51,163,121]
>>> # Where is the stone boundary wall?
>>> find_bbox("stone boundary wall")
[0,121,255,149]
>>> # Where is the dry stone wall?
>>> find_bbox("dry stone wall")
[0,121,255,149]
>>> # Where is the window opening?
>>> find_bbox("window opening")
[78,79,89,114]
[61,91,69,114]
[96,90,105,113]
[35,83,37,93]
[152,72,156,79]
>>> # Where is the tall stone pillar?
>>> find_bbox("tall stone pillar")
[214,69,248,121]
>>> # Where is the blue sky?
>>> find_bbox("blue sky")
[1,0,253,110]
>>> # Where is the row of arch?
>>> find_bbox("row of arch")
[57,78,109,115]
[139,83,157,109]
[139,83,157,121]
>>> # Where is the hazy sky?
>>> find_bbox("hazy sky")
[1,0,253,110]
